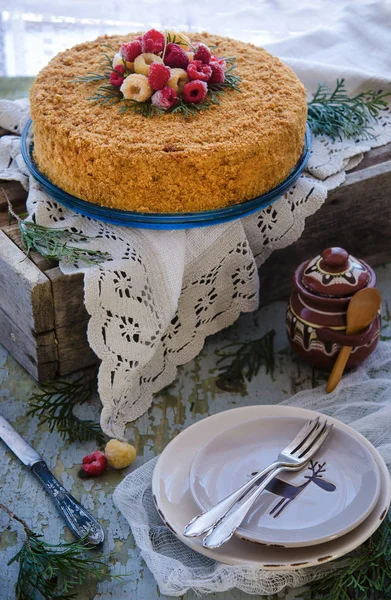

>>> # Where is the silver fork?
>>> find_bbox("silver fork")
[183,417,332,543]
[202,419,333,549]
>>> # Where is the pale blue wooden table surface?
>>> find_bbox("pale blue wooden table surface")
[1,260,391,600]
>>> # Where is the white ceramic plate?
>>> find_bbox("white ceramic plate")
[189,416,381,547]
[152,405,391,569]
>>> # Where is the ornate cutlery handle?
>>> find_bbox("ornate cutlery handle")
[31,460,104,546]
[203,466,286,548]
[183,460,281,537]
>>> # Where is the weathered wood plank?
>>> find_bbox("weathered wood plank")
[258,159,391,305]
[5,222,57,272]
[0,305,58,380]
[56,319,99,376]
[0,180,27,207]
[0,230,55,334]
[46,267,89,327]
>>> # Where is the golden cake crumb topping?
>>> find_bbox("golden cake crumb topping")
[30,32,307,213]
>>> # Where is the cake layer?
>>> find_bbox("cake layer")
[30,33,307,213]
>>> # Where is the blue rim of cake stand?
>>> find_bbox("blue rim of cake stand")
[21,119,312,230]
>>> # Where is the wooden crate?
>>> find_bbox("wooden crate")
[0,180,98,381]
[1,133,391,381]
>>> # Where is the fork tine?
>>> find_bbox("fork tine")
[283,417,320,455]
[291,419,327,458]
[298,423,333,459]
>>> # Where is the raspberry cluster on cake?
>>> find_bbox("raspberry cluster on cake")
[30,31,307,213]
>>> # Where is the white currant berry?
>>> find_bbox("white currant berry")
[167,67,189,95]
[120,73,153,102]
[134,53,163,76]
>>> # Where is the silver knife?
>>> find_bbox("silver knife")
[0,413,104,545]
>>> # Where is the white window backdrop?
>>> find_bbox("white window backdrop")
[1,0,361,76]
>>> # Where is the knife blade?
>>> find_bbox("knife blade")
[0,413,104,545]
[0,414,41,466]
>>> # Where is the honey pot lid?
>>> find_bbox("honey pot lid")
[301,247,370,297]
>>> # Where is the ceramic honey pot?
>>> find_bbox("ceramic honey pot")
[286,247,381,371]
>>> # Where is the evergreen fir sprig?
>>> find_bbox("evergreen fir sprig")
[27,371,105,444]
[119,98,162,117]
[5,191,110,266]
[215,329,275,392]
[0,504,118,600]
[73,72,109,84]
[307,79,389,141]
[300,516,391,600]
[88,84,123,107]
[208,64,242,104]
[20,222,111,265]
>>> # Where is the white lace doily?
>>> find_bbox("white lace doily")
[113,341,391,597]
[0,87,390,438]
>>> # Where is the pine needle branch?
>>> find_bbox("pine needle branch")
[1,504,119,600]
[298,516,391,600]
[4,190,110,265]
[27,370,105,444]
[216,330,275,392]
[307,79,389,141]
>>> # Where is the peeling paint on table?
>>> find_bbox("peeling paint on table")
[1,264,391,600]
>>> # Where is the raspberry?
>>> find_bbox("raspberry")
[194,43,211,64]
[120,39,142,62]
[151,86,178,110]
[167,68,189,94]
[82,451,107,477]
[105,439,137,469]
[183,80,208,104]
[120,73,153,102]
[142,29,165,54]
[164,43,189,70]
[211,56,227,70]
[209,61,225,84]
[187,60,212,82]
[134,53,164,76]
[110,65,125,87]
[148,62,171,90]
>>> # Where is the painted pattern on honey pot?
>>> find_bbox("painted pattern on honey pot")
[286,247,381,371]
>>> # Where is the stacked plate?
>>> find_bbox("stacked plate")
[152,405,391,569]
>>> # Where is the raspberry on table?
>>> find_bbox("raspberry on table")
[148,63,171,90]
[110,65,126,87]
[105,439,137,469]
[120,39,142,63]
[209,61,226,84]
[142,29,165,54]
[194,43,211,64]
[164,43,189,70]
[183,80,208,104]
[187,60,212,82]
[151,86,178,110]
[82,451,108,477]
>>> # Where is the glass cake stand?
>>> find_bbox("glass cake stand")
[21,119,312,230]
